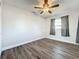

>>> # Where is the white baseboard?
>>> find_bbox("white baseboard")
[2,36,45,52]
[2,37,79,52]
[47,37,79,46]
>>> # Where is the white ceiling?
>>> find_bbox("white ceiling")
[3,0,79,18]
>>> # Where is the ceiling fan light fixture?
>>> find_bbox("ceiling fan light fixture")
[34,0,59,14]
[43,7,49,12]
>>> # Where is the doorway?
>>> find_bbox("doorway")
[76,19,79,43]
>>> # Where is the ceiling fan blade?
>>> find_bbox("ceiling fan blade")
[50,4,59,8]
[48,10,52,14]
[44,0,48,4]
[34,7,42,9]
[40,11,44,14]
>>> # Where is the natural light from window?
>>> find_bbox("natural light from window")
[55,18,61,29]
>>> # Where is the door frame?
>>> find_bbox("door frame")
[76,18,79,43]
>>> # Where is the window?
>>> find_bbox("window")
[50,15,70,36]
[55,18,61,36]
[55,18,61,29]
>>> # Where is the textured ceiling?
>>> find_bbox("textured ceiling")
[3,0,79,18]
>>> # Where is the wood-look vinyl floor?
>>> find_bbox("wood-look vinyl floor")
[1,38,79,59]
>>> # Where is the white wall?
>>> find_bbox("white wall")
[2,3,48,51]
[47,9,79,44]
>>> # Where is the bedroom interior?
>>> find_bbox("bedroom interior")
[0,0,79,59]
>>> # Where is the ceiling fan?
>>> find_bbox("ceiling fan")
[34,0,59,14]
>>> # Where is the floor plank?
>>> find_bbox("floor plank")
[1,38,79,59]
